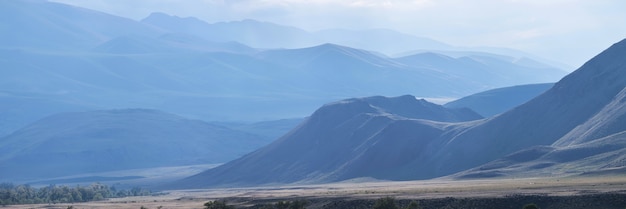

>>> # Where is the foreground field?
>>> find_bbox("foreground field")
[7,176,626,209]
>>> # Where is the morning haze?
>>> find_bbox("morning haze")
[2,0,626,208]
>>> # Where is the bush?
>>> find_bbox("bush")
[523,203,540,209]
[204,200,235,209]
[0,182,150,205]
[405,200,421,209]
[373,197,398,209]
[258,200,308,209]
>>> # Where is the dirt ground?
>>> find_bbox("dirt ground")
[6,176,626,209]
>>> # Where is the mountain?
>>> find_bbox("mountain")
[0,109,270,182]
[172,95,482,188]
[444,83,554,117]
[413,38,626,178]
[314,29,452,55]
[1,1,566,135]
[141,12,450,54]
[171,38,626,188]
[0,0,161,50]
[142,13,320,49]
[1,42,566,136]
[393,52,565,89]
[257,44,566,98]
[455,39,626,178]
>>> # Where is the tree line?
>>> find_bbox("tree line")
[0,182,150,205]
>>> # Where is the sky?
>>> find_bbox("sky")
[50,0,626,70]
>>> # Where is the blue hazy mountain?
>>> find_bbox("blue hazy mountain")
[393,52,565,89]
[141,12,574,71]
[444,83,554,117]
[141,12,450,54]
[1,0,566,134]
[0,0,161,50]
[0,109,270,181]
[1,0,572,182]
[172,38,626,188]
[313,28,452,55]
[141,12,321,49]
[257,44,565,98]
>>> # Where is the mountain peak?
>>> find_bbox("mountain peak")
[171,95,482,188]
[143,12,204,22]
[141,11,210,32]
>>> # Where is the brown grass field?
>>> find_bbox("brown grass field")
[7,176,626,209]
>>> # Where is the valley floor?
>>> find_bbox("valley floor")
[6,176,626,209]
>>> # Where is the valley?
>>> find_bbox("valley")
[3,1,626,208]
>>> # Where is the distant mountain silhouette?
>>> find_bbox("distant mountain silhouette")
[0,109,269,181]
[171,38,626,188]
[172,96,482,188]
[444,83,554,117]
[142,12,450,54]
[0,0,160,50]
[142,13,320,49]
[1,0,567,136]
[313,28,452,55]
[394,52,565,89]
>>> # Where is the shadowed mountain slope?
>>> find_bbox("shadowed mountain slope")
[444,83,554,117]
[426,38,626,177]
[456,45,626,177]
[172,38,626,188]
[172,96,482,188]
[0,109,269,181]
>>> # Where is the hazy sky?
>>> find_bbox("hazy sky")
[50,0,626,69]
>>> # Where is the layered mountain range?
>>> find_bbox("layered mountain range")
[0,76,546,184]
[174,38,626,188]
[5,0,596,188]
[0,0,566,137]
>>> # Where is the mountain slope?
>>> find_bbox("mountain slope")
[171,38,626,188]
[444,83,554,117]
[425,38,626,177]
[172,96,481,188]
[0,109,269,181]
[455,48,626,178]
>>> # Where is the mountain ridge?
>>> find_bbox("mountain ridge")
[171,96,482,188]
[170,38,626,188]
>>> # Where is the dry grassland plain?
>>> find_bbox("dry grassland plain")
[6,176,626,209]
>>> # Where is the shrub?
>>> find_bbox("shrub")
[404,200,421,209]
[204,200,235,209]
[523,203,540,209]
[373,197,398,209]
